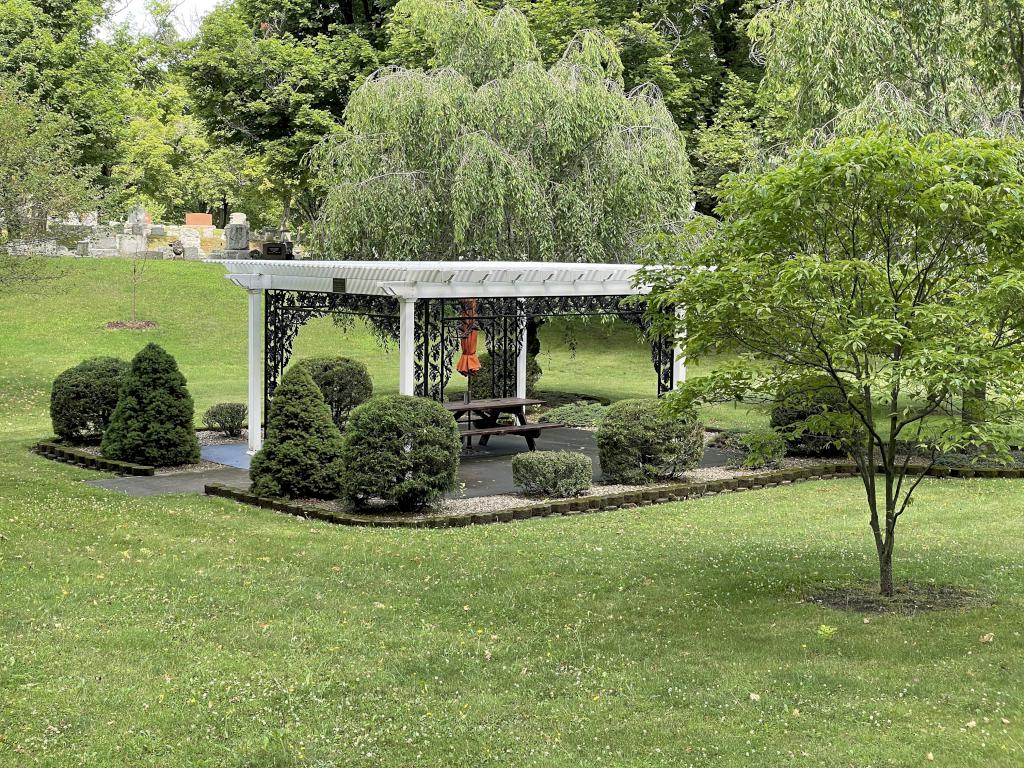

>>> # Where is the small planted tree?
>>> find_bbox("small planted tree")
[101,343,201,467]
[249,366,345,500]
[647,131,1024,596]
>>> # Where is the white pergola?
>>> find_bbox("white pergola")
[214,259,684,453]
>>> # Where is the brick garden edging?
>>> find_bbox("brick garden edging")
[34,441,155,476]
[202,462,1024,529]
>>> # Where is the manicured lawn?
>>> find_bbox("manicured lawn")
[1,437,1022,766]
[2,258,1022,765]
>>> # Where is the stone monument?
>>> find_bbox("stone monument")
[223,212,250,258]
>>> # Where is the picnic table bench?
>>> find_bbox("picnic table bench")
[444,397,562,451]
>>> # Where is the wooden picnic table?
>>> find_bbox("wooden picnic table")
[444,397,561,451]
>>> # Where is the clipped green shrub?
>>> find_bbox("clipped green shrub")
[341,395,461,512]
[596,399,704,484]
[770,377,850,455]
[538,401,607,428]
[101,343,200,467]
[249,366,345,499]
[469,352,541,399]
[738,428,787,469]
[512,451,593,497]
[49,356,128,444]
[296,356,373,428]
[203,402,247,437]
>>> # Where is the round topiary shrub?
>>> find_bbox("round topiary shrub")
[468,353,542,399]
[340,395,461,513]
[203,402,247,438]
[100,343,200,467]
[770,377,850,456]
[49,356,128,444]
[249,366,345,499]
[512,450,593,497]
[596,399,704,484]
[738,428,787,469]
[296,356,373,428]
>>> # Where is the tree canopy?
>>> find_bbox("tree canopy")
[311,0,693,262]
[647,131,1024,595]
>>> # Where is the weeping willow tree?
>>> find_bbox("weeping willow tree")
[750,0,1024,144]
[309,0,693,263]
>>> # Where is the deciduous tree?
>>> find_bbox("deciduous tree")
[647,132,1024,596]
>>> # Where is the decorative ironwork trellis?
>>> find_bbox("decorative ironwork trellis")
[264,290,399,405]
[264,289,676,408]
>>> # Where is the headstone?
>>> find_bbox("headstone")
[185,212,214,226]
[223,212,250,258]
[150,224,166,237]
[127,205,148,236]
[178,228,202,260]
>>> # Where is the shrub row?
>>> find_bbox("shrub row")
[249,366,461,512]
[49,344,200,468]
[35,441,154,475]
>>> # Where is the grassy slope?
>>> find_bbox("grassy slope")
[1,259,1022,765]
[0,259,763,436]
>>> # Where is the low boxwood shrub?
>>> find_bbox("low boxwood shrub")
[770,377,850,455]
[296,356,373,428]
[341,395,461,513]
[738,428,787,469]
[249,366,345,499]
[538,401,607,428]
[469,353,541,399]
[596,399,704,484]
[101,343,200,467]
[50,356,129,444]
[203,402,247,437]
[512,450,593,497]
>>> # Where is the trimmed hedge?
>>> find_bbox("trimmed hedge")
[296,356,373,428]
[770,377,850,455]
[538,401,607,428]
[249,366,345,499]
[596,399,704,484]
[469,352,541,399]
[341,395,461,513]
[512,450,593,497]
[738,428,787,469]
[101,343,200,467]
[50,357,128,444]
[203,402,247,437]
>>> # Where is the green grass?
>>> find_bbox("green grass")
[1,441,1022,766]
[1,259,1022,766]
[0,259,765,435]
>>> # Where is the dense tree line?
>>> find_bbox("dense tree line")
[0,0,766,230]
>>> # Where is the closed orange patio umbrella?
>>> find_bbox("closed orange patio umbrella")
[456,299,482,377]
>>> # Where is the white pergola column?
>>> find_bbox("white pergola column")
[398,297,416,396]
[673,305,686,388]
[246,287,263,454]
[516,310,528,399]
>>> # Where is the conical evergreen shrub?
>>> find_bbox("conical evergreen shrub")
[101,343,201,467]
[249,365,345,499]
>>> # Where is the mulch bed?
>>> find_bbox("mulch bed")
[104,320,157,330]
[804,582,991,614]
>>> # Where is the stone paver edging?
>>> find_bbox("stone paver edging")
[203,462,1024,528]
[34,441,154,476]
